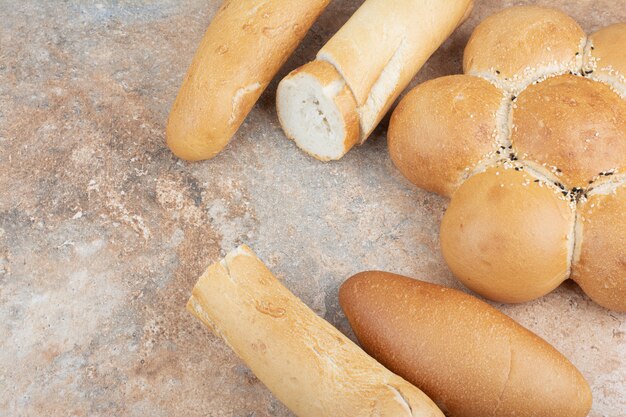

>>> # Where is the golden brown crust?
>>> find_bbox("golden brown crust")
[585,23,626,94]
[463,6,585,90]
[388,75,503,197]
[572,184,626,311]
[440,166,575,303]
[188,246,445,417]
[166,0,330,161]
[512,74,626,188]
[339,271,593,417]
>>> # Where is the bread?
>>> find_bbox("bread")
[440,165,575,303]
[584,23,626,97]
[187,245,445,417]
[388,75,504,197]
[276,61,359,161]
[276,0,474,161]
[339,271,593,417]
[463,5,585,92]
[166,0,330,161]
[511,74,626,188]
[572,178,626,312]
[388,6,626,310]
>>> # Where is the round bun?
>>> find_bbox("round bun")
[339,271,593,417]
[463,6,585,91]
[388,75,503,197]
[389,6,626,309]
[584,23,626,95]
[572,182,626,311]
[440,165,575,303]
[512,74,626,188]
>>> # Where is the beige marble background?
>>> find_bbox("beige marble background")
[0,0,624,416]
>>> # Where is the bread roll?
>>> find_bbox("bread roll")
[388,75,504,197]
[440,165,575,303]
[572,179,626,312]
[387,6,626,309]
[584,23,626,96]
[188,245,445,417]
[464,5,585,92]
[166,0,330,161]
[276,0,474,161]
[339,271,593,417]
[511,74,626,189]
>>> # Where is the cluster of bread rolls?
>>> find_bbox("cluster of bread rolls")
[388,6,626,311]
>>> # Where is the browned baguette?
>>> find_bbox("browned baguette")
[339,271,593,417]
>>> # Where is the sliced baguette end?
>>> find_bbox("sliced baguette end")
[277,61,360,161]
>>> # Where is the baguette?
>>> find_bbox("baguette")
[340,271,593,417]
[167,0,330,161]
[187,245,445,417]
[276,0,473,161]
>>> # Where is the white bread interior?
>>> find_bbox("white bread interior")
[277,62,359,161]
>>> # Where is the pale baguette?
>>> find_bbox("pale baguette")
[167,0,330,161]
[276,0,473,160]
[187,245,444,417]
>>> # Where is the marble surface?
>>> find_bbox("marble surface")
[0,1,624,416]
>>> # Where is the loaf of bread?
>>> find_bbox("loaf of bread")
[339,271,593,417]
[388,6,626,311]
[276,0,473,161]
[187,245,445,417]
[166,0,330,161]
